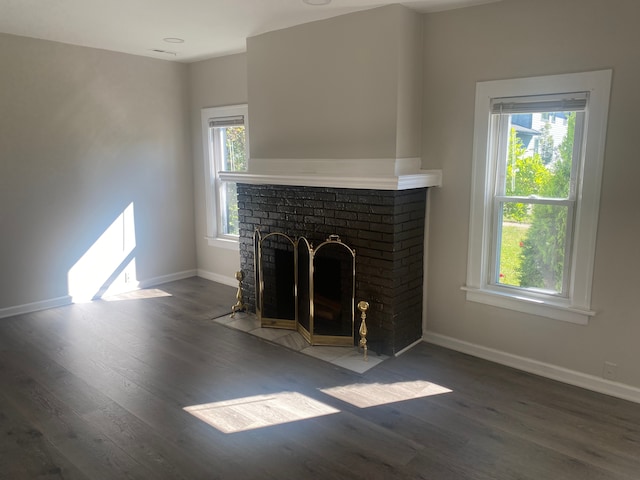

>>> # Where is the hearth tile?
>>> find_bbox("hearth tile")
[301,345,353,362]
[331,349,388,374]
[272,332,309,351]
[249,327,293,342]
[225,315,261,332]
[214,312,391,373]
[212,314,235,325]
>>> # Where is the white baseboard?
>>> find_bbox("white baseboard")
[395,338,423,357]
[0,269,198,319]
[0,295,72,319]
[424,331,640,405]
[197,269,237,288]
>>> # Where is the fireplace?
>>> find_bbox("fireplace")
[217,3,444,356]
[236,183,430,356]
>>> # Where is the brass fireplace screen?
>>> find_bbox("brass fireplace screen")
[254,229,356,346]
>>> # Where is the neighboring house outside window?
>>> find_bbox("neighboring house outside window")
[201,104,249,249]
[511,112,569,161]
[464,70,612,324]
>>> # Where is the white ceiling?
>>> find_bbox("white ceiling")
[0,0,500,63]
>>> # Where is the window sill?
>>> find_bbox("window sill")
[461,286,594,325]
[206,236,239,251]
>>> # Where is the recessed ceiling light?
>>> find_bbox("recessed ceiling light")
[303,0,331,5]
[163,37,184,44]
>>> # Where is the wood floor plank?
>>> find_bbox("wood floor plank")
[0,324,250,478]
[0,389,89,480]
[0,352,155,479]
[1,276,639,479]
[0,338,234,480]
[376,345,640,478]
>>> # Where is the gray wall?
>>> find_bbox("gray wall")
[247,4,420,160]
[422,0,640,389]
[188,53,248,284]
[395,6,423,160]
[0,34,195,309]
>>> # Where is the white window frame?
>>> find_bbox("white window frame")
[463,70,612,325]
[201,104,249,250]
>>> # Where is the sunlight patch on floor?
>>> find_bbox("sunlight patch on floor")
[103,288,173,301]
[184,392,339,434]
[320,380,452,408]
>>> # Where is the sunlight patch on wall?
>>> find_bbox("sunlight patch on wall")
[184,392,339,434]
[320,380,452,408]
[68,202,137,302]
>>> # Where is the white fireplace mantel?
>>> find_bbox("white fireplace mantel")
[219,158,443,191]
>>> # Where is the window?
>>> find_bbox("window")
[201,105,249,249]
[464,70,612,324]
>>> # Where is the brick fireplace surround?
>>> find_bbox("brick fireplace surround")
[237,183,429,356]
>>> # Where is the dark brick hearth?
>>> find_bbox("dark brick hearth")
[237,184,427,356]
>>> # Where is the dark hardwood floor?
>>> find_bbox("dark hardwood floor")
[1,277,639,479]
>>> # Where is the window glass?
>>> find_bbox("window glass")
[220,180,239,236]
[213,124,246,236]
[493,110,579,296]
[496,202,569,294]
[201,105,249,246]
[217,126,246,172]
